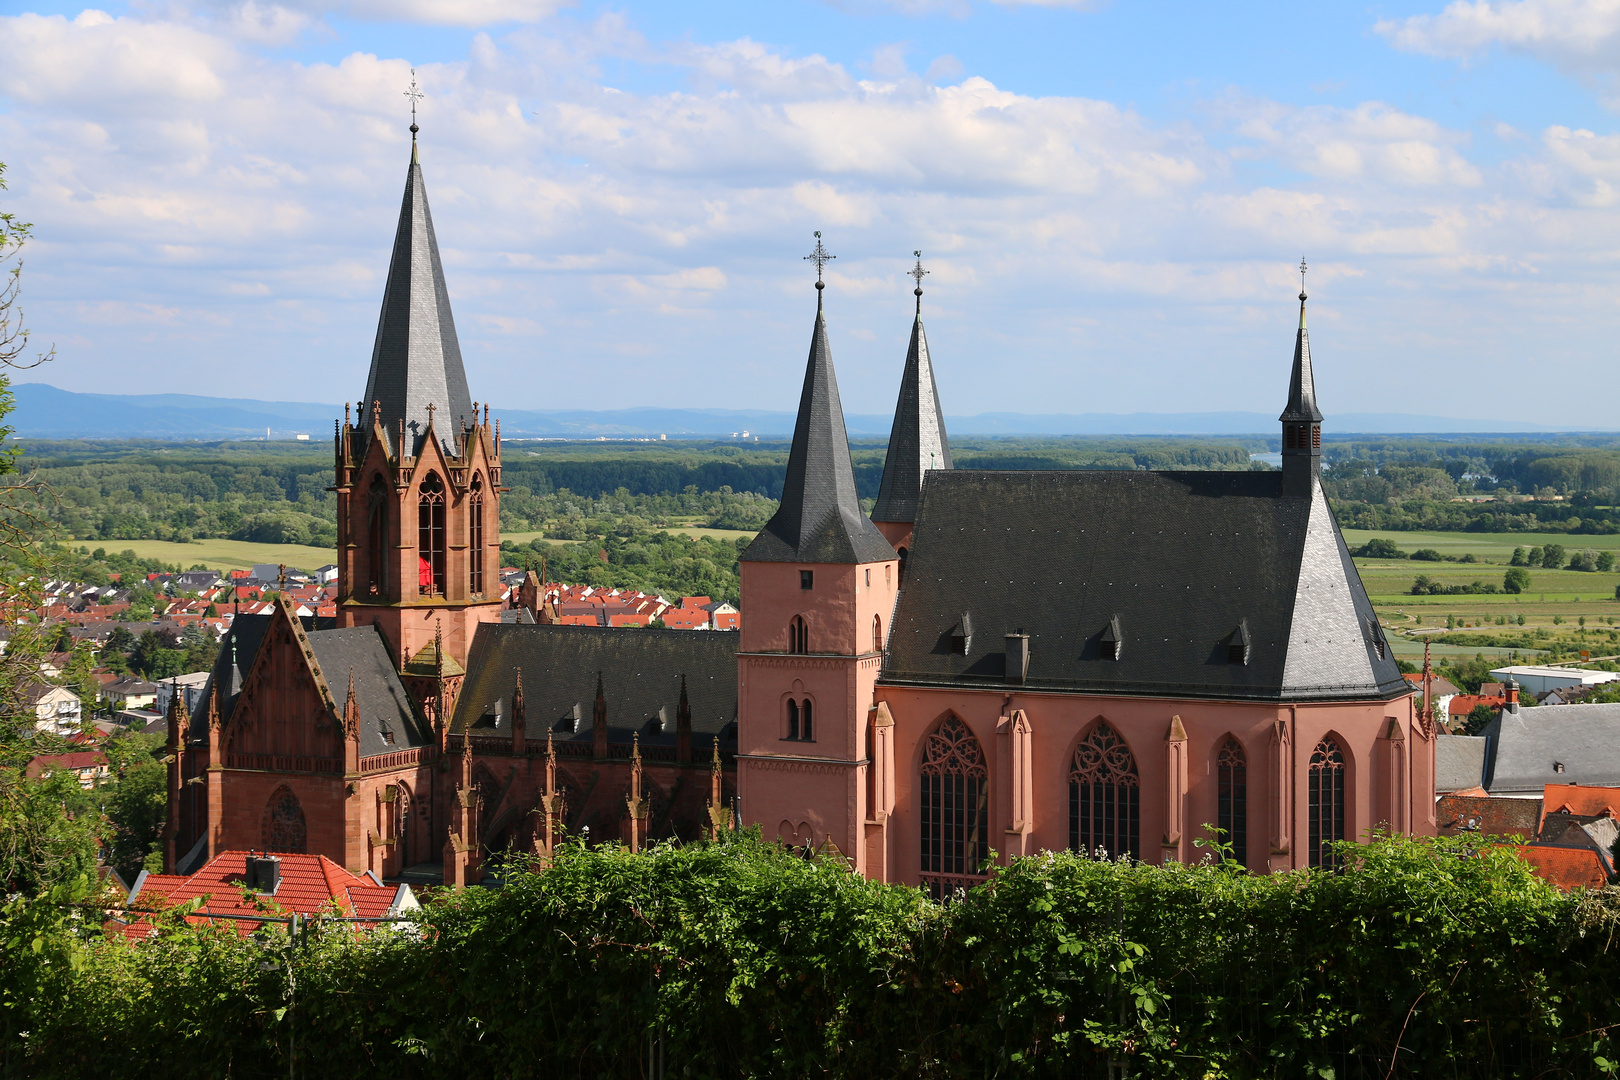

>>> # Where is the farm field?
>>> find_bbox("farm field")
[500,525,755,545]
[1341,528,1620,560]
[67,538,336,575]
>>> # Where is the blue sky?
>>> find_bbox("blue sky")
[4,0,1620,422]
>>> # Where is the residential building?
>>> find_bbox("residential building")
[103,676,159,712]
[154,672,212,718]
[27,750,108,788]
[26,682,81,735]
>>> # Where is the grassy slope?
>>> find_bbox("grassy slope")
[73,537,336,575]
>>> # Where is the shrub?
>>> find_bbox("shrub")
[1411,548,1445,561]
[1504,567,1532,594]
[1354,537,1407,558]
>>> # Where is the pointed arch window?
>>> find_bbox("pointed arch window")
[418,471,446,596]
[263,787,307,854]
[366,475,389,596]
[873,614,883,653]
[469,473,486,597]
[1217,737,1247,867]
[919,715,989,898]
[789,616,808,654]
[1069,722,1140,860]
[1308,737,1347,869]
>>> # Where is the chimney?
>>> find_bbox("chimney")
[1005,631,1030,684]
[1505,679,1520,715]
[245,853,281,894]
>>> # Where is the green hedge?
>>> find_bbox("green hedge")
[6,835,1620,1078]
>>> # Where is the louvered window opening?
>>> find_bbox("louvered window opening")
[1069,723,1140,861]
[418,472,447,597]
[469,477,485,597]
[1308,738,1346,870]
[367,476,389,596]
[789,616,808,654]
[920,716,988,899]
[1217,737,1248,867]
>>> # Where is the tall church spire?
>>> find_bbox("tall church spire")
[742,237,894,565]
[873,253,951,527]
[361,130,473,458]
[1279,258,1323,495]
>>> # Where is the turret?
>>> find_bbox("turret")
[871,252,951,569]
[1280,258,1323,498]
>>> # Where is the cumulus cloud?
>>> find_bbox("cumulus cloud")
[1377,0,1620,68]
[2,4,1618,420]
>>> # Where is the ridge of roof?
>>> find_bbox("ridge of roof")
[361,143,474,458]
[743,299,894,565]
[872,312,951,524]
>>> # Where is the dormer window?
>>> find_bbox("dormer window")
[1228,620,1251,666]
[1099,615,1122,661]
[949,612,973,655]
[1367,618,1388,660]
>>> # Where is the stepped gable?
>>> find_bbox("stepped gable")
[361,138,474,458]
[881,469,1406,702]
[743,288,894,565]
[449,624,737,746]
[873,269,951,523]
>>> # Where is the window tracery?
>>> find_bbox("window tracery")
[1308,737,1347,869]
[920,715,989,898]
[418,471,446,596]
[263,787,307,853]
[1216,737,1247,867]
[1069,722,1140,860]
[469,473,485,596]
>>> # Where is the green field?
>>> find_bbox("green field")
[1341,528,1620,559]
[500,525,755,546]
[71,538,336,576]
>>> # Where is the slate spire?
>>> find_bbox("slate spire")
[1279,259,1323,494]
[873,254,951,524]
[743,245,895,565]
[361,134,474,458]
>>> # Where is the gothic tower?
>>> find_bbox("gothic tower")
[736,243,898,876]
[1279,261,1323,499]
[333,128,505,702]
[871,254,951,570]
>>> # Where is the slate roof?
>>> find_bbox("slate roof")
[882,470,1408,702]
[360,138,474,458]
[449,623,737,748]
[1482,703,1620,794]
[872,308,951,524]
[1435,734,1489,793]
[1279,292,1323,424]
[743,296,895,565]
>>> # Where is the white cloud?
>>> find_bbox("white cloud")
[1377,0,1620,67]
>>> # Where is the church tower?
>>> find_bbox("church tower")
[333,125,504,701]
[736,236,898,875]
[1279,258,1323,498]
[870,253,951,572]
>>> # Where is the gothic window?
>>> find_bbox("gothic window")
[469,474,485,596]
[418,471,446,596]
[873,614,883,653]
[789,616,808,654]
[367,475,389,596]
[801,698,813,741]
[919,715,989,898]
[1217,737,1247,867]
[263,787,307,854]
[1069,722,1140,860]
[786,699,799,741]
[1308,737,1347,870]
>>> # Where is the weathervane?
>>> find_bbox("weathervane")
[804,231,834,292]
[1298,255,1307,301]
[405,68,424,136]
[909,250,928,314]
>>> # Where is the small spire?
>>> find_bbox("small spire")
[909,250,928,316]
[805,231,834,307]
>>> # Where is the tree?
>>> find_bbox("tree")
[1599,551,1616,573]
[1510,546,1528,566]
[1542,544,1566,569]
[1504,567,1531,594]
[1463,703,1498,735]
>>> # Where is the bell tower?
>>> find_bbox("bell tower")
[333,125,505,680]
[736,235,899,876]
[1279,257,1323,499]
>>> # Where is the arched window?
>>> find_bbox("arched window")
[1069,722,1140,860]
[1308,737,1347,869]
[873,614,883,653]
[469,473,485,596]
[786,699,800,741]
[366,475,389,596]
[789,616,808,654]
[801,698,813,741]
[418,471,446,596]
[919,715,989,898]
[1217,737,1247,867]
[896,548,908,584]
[263,787,307,853]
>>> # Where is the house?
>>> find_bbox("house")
[116,850,419,939]
[154,672,213,718]
[103,676,159,712]
[1435,786,1540,840]
[26,682,81,735]
[314,565,339,584]
[1488,664,1620,698]
[26,750,109,788]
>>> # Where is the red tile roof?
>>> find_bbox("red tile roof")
[117,850,413,939]
[1436,793,1542,841]
[1503,844,1611,891]
[1539,783,1620,830]
[25,751,107,777]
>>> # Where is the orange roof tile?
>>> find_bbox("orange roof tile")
[1503,844,1610,891]
[1539,783,1620,830]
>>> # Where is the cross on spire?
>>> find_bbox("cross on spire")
[909,250,928,314]
[1298,255,1307,301]
[405,69,424,136]
[804,231,834,289]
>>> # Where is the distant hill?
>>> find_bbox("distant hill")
[9,382,1578,439]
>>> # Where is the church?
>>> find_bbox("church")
[165,130,1434,891]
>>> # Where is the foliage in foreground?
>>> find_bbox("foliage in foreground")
[6,834,1620,1079]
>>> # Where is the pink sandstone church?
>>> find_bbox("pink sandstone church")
[165,130,1435,893]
